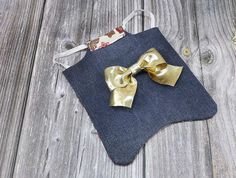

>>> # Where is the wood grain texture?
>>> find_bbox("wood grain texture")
[196,0,236,177]
[0,0,235,177]
[13,0,143,178]
[144,0,213,177]
[0,0,45,177]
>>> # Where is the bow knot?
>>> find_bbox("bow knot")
[104,48,183,108]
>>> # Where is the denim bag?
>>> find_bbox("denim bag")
[54,9,217,165]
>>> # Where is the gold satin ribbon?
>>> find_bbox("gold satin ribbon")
[104,48,183,108]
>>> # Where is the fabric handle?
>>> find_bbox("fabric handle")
[53,9,156,69]
[53,44,87,68]
[122,9,156,29]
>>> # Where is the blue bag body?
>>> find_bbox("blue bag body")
[63,27,217,165]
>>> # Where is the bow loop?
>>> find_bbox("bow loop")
[105,66,137,108]
[104,48,183,108]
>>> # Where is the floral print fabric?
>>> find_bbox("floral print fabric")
[87,26,125,51]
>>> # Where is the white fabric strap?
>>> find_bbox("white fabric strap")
[54,44,87,59]
[53,9,156,69]
[122,9,156,29]
[53,44,87,69]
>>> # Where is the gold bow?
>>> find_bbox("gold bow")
[104,48,183,108]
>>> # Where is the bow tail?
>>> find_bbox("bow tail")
[148,64,183,86]
[109,78,137,108]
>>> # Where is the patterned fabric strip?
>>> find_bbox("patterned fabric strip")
[87,26,125,51]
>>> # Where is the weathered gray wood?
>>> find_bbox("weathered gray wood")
[13,0,144,178]
[144,0,213,177]
[0,0,45,177]
[1,0,235,177]
[196,0,236,177]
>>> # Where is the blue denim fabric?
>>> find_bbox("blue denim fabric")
[63,27,217,165]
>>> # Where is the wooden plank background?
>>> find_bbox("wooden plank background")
[0,0,235,177]
[0,0,46,177]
